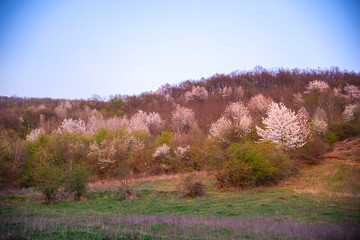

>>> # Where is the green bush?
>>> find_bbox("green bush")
[211,142,291,189]
[30,147,66,204]
[65,165,91,201]
[328,122,360,141]
[157,131,173,145]
[296,137,329,165]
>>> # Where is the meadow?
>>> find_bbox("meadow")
[1,159,359,239]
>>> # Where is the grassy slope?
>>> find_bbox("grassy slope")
[1,159,360,239]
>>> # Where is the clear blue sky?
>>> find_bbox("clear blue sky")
[1,0,359,99]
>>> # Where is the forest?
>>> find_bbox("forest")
[1,67,360,194]
[1,67,360,239]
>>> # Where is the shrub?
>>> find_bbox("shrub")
[294,136,329,165]
[210,142,291,189]
[328,122,360,141]
[30,147,66,203]
[65,165,91,201]
[118,185,134,201]
[177,174,205,197]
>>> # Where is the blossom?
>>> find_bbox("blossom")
[26,128,44,142]
[172,105,196,134]
[129,110,164,134]
[55,100,72,119]
[344,84,360,103]
[256,102,310,149]
[153,144,170,159]
[247,94,273,114]
[209,101,252,144]
[184,86,208,101]
[304,80,330,94]
[343,104,359,123]
[174,145,190,159]
[311,107,328,136]
[58,118,87,134]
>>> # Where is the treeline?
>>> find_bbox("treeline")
[1,67,360,198]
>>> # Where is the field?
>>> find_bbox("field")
[1,159,360,240]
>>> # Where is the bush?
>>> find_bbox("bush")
[297,137,329,165]
[118,185,135,201]
[177,174,205,197]
[30,147,66,204]
[210,142,291,189]
[328,122,360,141]
[65,165,91,201]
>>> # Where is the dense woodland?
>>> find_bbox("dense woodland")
[1,67,360,202]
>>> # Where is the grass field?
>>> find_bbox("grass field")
[1,159,360,239]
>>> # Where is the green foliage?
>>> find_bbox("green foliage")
[157,131,173,145]
[30,147,66,203]
[328,122,360,141]
[325,133,338,146]
[211,142,291,188]
[93,126,109,144]
[65,165,91,201]
[296,137,329,165]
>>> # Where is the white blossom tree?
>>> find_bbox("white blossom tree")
[344,84,360,103]
[184,86,208,102]
[222,86,233,98]
[152,144,171,159]
[343,104,359,122]
[209,101,252,144]
[86,111,105,135]
[256,102,310,149]
[129,110,164,134]
[55,100,72,119]
[106,117,130,132]
[26,128,44,142]
[174,145,190,159]
[304,80,330,94]
[247,94,273,115]
[311,107,328,135]
[172,105,196,134]
[58,118,87,134]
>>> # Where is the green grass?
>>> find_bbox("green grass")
[1,159,359,239]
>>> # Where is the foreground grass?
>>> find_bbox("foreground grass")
[1,159,360,239]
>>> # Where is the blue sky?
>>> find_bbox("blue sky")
[0,0,359,99]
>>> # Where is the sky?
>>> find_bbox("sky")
[0,0,359,99]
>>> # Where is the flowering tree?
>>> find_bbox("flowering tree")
[26,128,44,142]
[55,100,72,119]
[152,144,170,159]
[247,94,273,115]
[174,145,190,159]
[234,86,244,98]
[209,117,233,144]
[184,86,208,102]
[222,86,233,97]
[86,111,105,135]
[209,101,252,144]
[304,80,330,94]
[129,110,164,134]
[88,140,117,171]
[311,107,328,135]
[106,117,129,132]
[172,105,196,134]
[58,118,87,134]
[343,104,359,122]
[256,102,310,149]
[344,84,360,103]
[292,93,304,108]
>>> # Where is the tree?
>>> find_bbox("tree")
[184,86,208,102]
[304,80,330,94]
[172,105,196,134]
[256,102,309,149]
[30,147,65,203]
[247,94,273,115]
[209,101,252,145]
[65,165,91,201]
[311,107,328,135]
